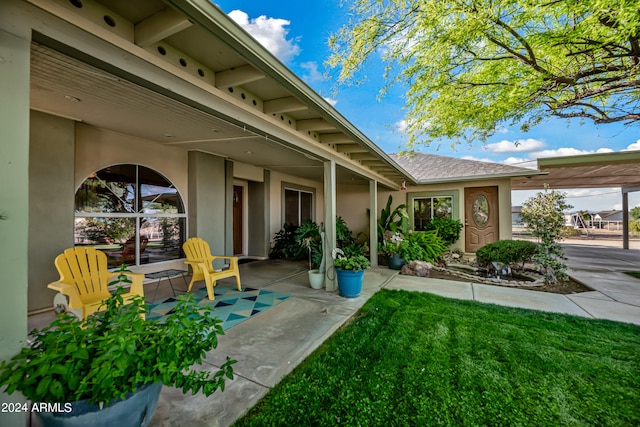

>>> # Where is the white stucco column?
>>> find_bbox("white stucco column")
[324,159,337,291]
[0,26,30,425]
[369,180,378,266]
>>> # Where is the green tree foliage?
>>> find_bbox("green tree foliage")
[520,187,572,284]
[328,0,640,148]
[630,206,640,220]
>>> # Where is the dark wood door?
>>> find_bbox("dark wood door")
[233,186,243,255]
[464,186,499,253]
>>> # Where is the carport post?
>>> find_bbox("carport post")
[622,188,629,250]
[369,179,378,266]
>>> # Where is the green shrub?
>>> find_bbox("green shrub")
[270,223,306,260]
[424,217,463,245]
[476,240,539,268]
[630,219,640,236]
[401,230,448,263]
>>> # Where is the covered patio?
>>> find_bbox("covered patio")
[26,246,640,426]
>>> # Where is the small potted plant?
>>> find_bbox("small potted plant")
[379,231,407,270]
[332,244,370,298]
[295,220,325,289]
[0,271,236,427]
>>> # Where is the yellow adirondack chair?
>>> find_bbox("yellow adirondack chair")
[183,237,242,300]
[48,247,145,321]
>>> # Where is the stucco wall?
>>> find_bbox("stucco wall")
[28,111,76,311]
[75,124,188,202]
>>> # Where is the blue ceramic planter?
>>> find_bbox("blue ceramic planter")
[36,382,162,427]
[386,253,405,270]
[336,269,365,298]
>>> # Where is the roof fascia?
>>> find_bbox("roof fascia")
[538,150,640,168]
[417,170,546,185]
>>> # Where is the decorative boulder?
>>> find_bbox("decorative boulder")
[400,261,433,277]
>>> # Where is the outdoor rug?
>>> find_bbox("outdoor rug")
[146,285,291,330]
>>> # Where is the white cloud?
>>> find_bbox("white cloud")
[485,138,545,153]
[228,10,301,62]
[324,97,338,107]
[532,147,614,158]
[300,61,324,83]
[395,120,408,133]
[623,140,640,151]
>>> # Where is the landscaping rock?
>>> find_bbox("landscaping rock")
[401,261,433,277]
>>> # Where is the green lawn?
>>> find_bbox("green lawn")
[236,290,640,426]
[625,271,640,279]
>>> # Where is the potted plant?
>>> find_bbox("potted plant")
[379,231,407,270]
[332,245,370,298]
[295,220,325,289]
[0,270,236,427]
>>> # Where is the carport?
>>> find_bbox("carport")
[511,150,640,249]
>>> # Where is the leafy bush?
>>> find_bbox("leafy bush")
[270,223,306,260]
[0,287,235,404]
[630,219,640,236]
[401,230,447,263]
[374,195,409,242]
[424,217,463,245]
[476,240,539,268]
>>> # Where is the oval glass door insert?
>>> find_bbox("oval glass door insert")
[473,195,489,226]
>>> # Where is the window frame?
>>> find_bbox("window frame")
[407,190,460,231]
[281,182,315,226]
[74,164,187,267]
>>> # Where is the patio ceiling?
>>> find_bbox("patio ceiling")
[511,151,640,190]
[27,0,413,188]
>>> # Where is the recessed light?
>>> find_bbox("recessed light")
[64,95,80,102]
[245,151,253,155]
[164,134,175,138]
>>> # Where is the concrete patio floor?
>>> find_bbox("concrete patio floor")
[26,244,640,426]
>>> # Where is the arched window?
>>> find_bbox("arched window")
[74,164,186,268]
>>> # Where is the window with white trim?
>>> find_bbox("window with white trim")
[74,164,186,267]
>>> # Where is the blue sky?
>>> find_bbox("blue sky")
[213,1,640,212]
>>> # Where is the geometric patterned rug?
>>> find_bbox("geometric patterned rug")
[146,285,291,330]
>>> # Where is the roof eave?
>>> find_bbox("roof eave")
[164,0,414,183]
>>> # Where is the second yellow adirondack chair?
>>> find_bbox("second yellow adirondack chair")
[183,237,242,300]
[48,247,145,321]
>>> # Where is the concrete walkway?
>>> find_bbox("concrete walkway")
[147,245,640,426]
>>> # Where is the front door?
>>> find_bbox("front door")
[464,186,499,253]
[233,186,243,255]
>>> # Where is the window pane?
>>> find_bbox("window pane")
[74,217,136,268]
[284,189,298,226]
[413,199,432,231]
[141,217,186,264]
[139,166,184,214]
[75,165,136,213]
[300,192,312,223]
[434,197,452,219]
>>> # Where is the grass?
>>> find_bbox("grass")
[624,271,640,279]
[236,290,640,426]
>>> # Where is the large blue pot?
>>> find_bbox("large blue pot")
[35,382,162,427]
[336,269,365,298]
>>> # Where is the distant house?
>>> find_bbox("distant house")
[512,206,524,226]
[593,210,624,229]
